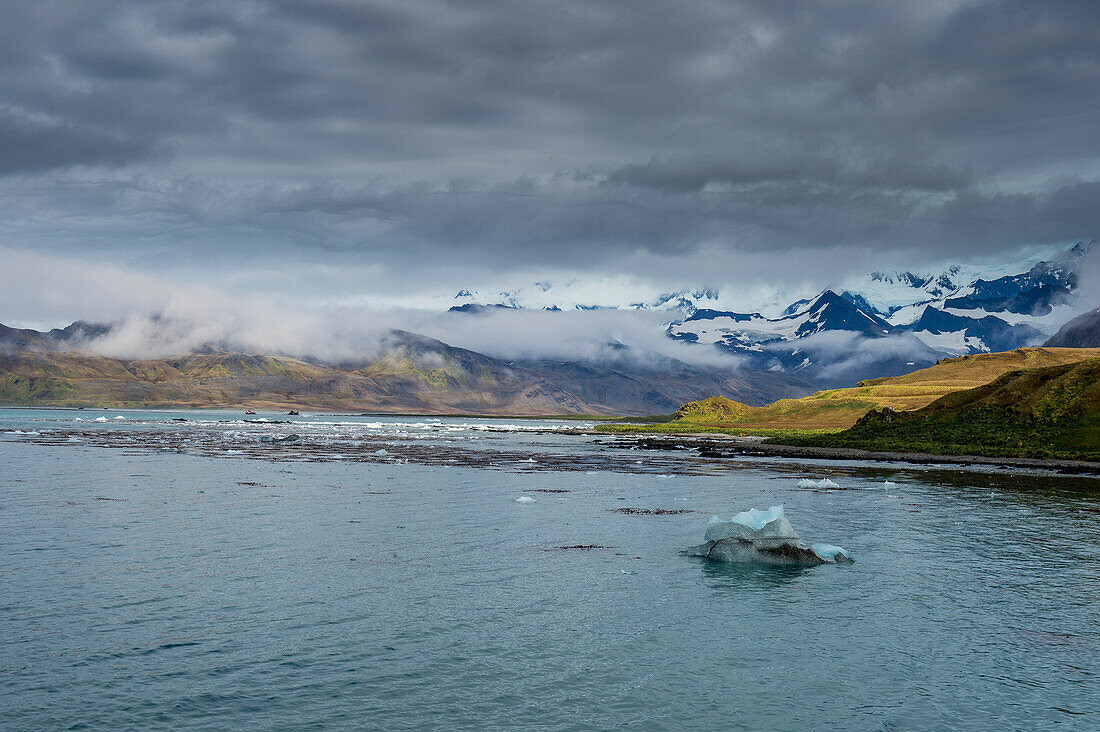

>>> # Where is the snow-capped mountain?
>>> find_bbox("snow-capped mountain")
[449,241,1095,387]
[449,283,721,314]
[670,291,894,350]
[667,291,938,385]
[665,241,1094,385]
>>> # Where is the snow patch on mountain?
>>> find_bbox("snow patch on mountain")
[450,280,722,314]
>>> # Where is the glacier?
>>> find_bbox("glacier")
[684,504,853,565]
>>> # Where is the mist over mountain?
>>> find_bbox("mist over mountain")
[4,241,1097,407]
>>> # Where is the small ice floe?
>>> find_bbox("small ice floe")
[798,478,840,489]
[74,417,84,422]
[95,417,109,422]
[374,449,389,456]
[114,415,126,420]
[515,496,536,503]
[4,430,40,436]
[883,480,897,488]
[682,504,853,565]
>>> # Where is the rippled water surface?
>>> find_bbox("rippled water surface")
[3,408,1100,730]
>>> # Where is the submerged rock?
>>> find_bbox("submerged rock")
[259,433,300,443]
[683,504,852,565]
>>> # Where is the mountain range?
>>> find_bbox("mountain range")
[0,328,809,415]
[3,242,1098,414]
[453,241,1096,387]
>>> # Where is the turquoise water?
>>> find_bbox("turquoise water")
[2,408,1100,730]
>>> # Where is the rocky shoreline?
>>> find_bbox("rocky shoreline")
[604,433,1100,476]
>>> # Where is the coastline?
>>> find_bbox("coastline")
[597,432,1100,476]
[6,403,1099,475]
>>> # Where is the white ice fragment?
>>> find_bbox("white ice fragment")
[704,504,799,543]
[114,415,126,420]
[883,480,897,488]
[374,449,389,456]
[515,496,536,503]
[95,417,109,422]
[810,543,853,563]
[798,478,839,489]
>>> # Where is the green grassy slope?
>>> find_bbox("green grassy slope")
[772,358,1100,460]
[599,347,1100,434]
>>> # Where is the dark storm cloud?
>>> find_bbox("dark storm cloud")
[1,0,1099,283]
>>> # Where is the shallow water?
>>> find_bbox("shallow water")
[2,408,1100,729]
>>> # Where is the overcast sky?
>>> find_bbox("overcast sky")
[2,0,1099,330]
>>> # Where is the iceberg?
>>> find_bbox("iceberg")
[684,504,853,564]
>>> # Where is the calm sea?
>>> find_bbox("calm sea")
[2,408,1099,730]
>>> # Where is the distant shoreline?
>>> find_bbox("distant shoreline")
[0,404,619,420]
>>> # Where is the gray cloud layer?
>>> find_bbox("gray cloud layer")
[2,0,1099,307]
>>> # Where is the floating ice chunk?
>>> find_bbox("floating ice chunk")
[95,417,109,422]
[810,543,852,562]
[704,505,799,543]
[5,430,40,436]
[374,449,389,456]
[114,415,126,420]
[883,480,897,488]
[798,478,839,489]
[515,496,536,503]
[686,504,852,565]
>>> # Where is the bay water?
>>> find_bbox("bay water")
[2,409,1099,729]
